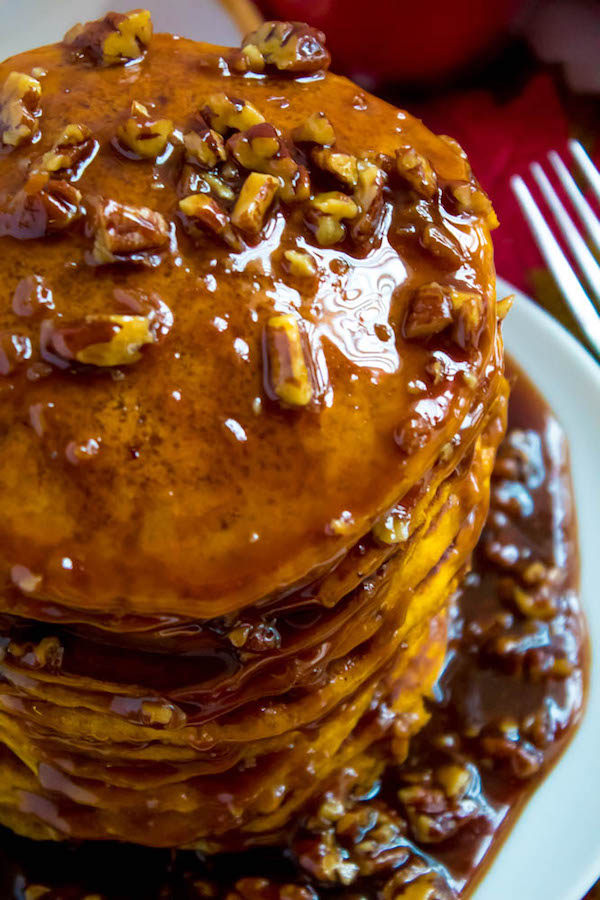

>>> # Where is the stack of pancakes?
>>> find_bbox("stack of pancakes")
[0,12,508,849]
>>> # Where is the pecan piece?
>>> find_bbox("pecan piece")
[178,164,236,202]
[0,71,42,147]
[451,181,499,230]
[404,283,484,348]
[227,878,316,900]
[228,123,310,203]
[92,198,169,265]
[231,172,279,235]
[0,332,32,376]
[398,783,478,844]
[421,223,463,268]
[372,511,410,545]
[179,194,240,249]
[117,101,172,159]
[308,191,357,246]
[349,159,386,246]
[396,145,437,198]
[64,9,153,66]
[241,21,330,75]
[44,314,155,366]
[497,293,514,321]
[265,314,313,407]
[312,148,358,187]
[0,173,82,239]
[449,288,485,349]
[311,192,358,218]
[12,275,54,318]
[404,283,454,340]
[283,249,316,277]
[183,116,226,169]
[201,93,264,135]
[292,111,335,146]
[40,123,97,176]
[113,288,173,340]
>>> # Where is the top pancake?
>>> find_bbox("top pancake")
[0,13,501,619]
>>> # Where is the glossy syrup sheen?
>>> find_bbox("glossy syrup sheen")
[0,359,585,898]
[0,32,499,620]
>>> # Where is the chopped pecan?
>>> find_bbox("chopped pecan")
[311,192,358,218]
[421,223,463,268]
[44,314,155,366]
[307,191,357,246]
[265,314,313,407]
[327,511,355,536]
[451,181,499,230]
[231,172,279,235]
[12,275,54,318]
[398,783,478,844]
[179,164,236,202]
[63,9,153,66]
[497,293,514,321]
[479,729,543,779]
[372,511,410,545]
[117,101,173,158]
[183,116,226,169]
[0,71,42,147]
[404,283,484,348]
[312,148,358,187]
[295,830,359,885]
[227,878,316,900]
[349,159,386,246]
[404,283,454,340]
[382,870,453,900]
[283,249,316,277]
[228,123,309,203]
[449,288,485,349]
[92,198,169,265]
[0,332,32,375]
[394,414,432,454]
[113,287,173,340]
[7,635,63,671]
[396,145,437,198]
[296,803,409,884]
[228,43,266,75]
[292,111,335,146]
[179,193,240,249]
[40,123,97,176]
[0,173,82,239]
[313,215,345,246]
[201,93,264,135]
[241,21,330,75]
[508,580,559,621]
[435,764,472,799]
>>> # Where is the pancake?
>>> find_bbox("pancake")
[0,11,509,849]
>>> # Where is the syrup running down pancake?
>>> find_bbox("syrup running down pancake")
[0,11,509,855]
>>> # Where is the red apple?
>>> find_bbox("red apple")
[255,0,522,85]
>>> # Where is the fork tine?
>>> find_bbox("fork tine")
[510,174,600,356]
[569,139,600,206]
[531,162,600,304]
[549,150,600,257]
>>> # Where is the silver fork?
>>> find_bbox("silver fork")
[511,139,600,360]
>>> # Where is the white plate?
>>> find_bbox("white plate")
[1,3,599,896]
[476,279,600,900]
[0,0,245,60]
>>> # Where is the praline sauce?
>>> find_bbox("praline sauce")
[0,359,586,899]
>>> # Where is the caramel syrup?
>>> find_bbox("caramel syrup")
[0,359,586,899]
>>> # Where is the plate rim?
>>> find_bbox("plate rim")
[471,278,600,900]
